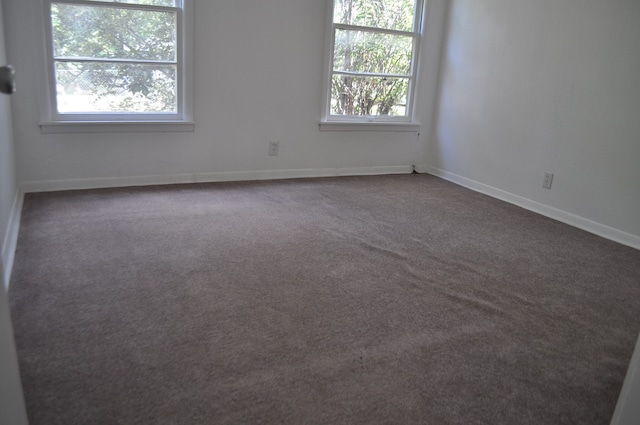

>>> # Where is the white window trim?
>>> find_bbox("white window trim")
[39,0,195,133]
[320,0,425,131]
[318,121,420,132]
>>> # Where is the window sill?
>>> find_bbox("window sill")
[40,120,196,134]
[318,121,421,132]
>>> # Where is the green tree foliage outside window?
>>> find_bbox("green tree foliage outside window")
[331,0,419,117]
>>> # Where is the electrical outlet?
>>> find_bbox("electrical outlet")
[268,141,279,156]
[543,172,554,189]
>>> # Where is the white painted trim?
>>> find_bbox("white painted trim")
[20,165,414,193]
[40,120,195,134]
[20,164,640,250]
[319,122,421,132]
[413,164,430,174]
[39,0,194,125]
[320,0,426,124]
[1,190,24,290]
[610,332,640,425]
[425,166,640,251]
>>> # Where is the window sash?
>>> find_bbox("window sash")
[324,0,424,122]
[333,28,415,77]
[332,0,419,32]
[43,0,185,121]
[51,0,182,13]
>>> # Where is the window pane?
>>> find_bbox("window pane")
[82,0,178,6]
[52,4,176,61]
[333,29,413,75]
[331,75,409,116]
[333,0,416,32]
[55,62,177,113]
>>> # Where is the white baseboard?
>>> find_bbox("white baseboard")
[2,190,24,290]
[19,164,638,251]
[413,164,430,174]
[20,165,414,193]
[424,166,640,251]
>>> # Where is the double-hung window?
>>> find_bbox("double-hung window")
[323,0,424,126]
[42,0,192,128]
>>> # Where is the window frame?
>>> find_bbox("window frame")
[40,0,194,132]
[321,0,425,129]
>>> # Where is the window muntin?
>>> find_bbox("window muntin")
[326,0,423,121]
[45,0,185,120]
[82,0,177,5]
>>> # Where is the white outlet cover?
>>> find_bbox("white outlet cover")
[543,172,554,189]
[268,141,279,156]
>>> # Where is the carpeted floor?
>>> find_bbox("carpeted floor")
[8,174,640,424]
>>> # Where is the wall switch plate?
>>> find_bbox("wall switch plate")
[543,172,554,189]
[268,141,279,156]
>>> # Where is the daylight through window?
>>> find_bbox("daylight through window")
[326,0,423,121]
[45,0,185,119]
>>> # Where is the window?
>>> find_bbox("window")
[42,0,193,129]
[322,0,424,126]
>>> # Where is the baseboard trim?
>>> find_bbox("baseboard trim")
[20,165,414,193]
[2,190,24,290]
[425,166,640,251]
[21,164,638,250]
[413,164,430,174]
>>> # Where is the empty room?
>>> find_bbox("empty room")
[1,0,639,424]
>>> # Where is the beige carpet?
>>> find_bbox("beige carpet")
[9,174,640,424]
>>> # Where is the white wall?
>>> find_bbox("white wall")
[0,286,28,425]
[2,0,446,191]
[429,0,640,244]
[0,0,29,422]
[430,3,640,421]
[0,0,17,286]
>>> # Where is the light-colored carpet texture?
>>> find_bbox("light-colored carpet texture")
[9,174,640,424]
